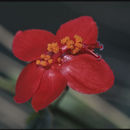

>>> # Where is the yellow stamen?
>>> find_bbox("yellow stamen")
[47,42,59,53]
[40,54,46,59]
[57,57,61,63]
[66,40,74,49]
[75,42,83,48]
[48,59,53,64]
[71,47,80,54]
[48,43,52,47]
[67,44,74,49]
[53,47,59,54]
[61,36,70,44]
[36,60,41,65]
[47,47,52,52]
[51,42,58,47]
[37,34,84,67]
[67,40,74,45]
[40,61,47,66]
[74,35,83,43]
[47,43,53,52]
[44,55,51,60]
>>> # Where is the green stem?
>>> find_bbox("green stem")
[53,86,69,107]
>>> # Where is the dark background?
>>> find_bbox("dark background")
[0,1,130,129]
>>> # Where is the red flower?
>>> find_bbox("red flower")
[12,16,114,112]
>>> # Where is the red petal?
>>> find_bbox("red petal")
[14,62,45,103]
[56,16,98,45]
[13,29,56,62]
[61,54,114,94]
[31,68,67,112]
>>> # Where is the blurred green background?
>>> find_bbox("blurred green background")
[0,1,130,129]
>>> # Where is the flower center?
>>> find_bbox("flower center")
[36,34,103,68]
[36,42,62,68]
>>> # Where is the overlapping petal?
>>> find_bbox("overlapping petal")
[61,54,114,94]
[14,62,45,103]
[12,29,56,62]
[56,16,98,45]
[31,68,67,112]
[13,16,115,112]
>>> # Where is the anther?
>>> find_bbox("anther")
[44,55,51,60]
[40,61,47,66]
[75,42,83,48]
[48,59,53,64]
[71,47,80,54]
[61,36,70,44]
[47,42,59,54]
[74,35,83,43]
[40,54,46,59]
[65,40,74,49]
[57,57,61,63]
[36,60,41,65]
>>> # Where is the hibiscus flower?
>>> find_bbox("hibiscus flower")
[12,16,114,112]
